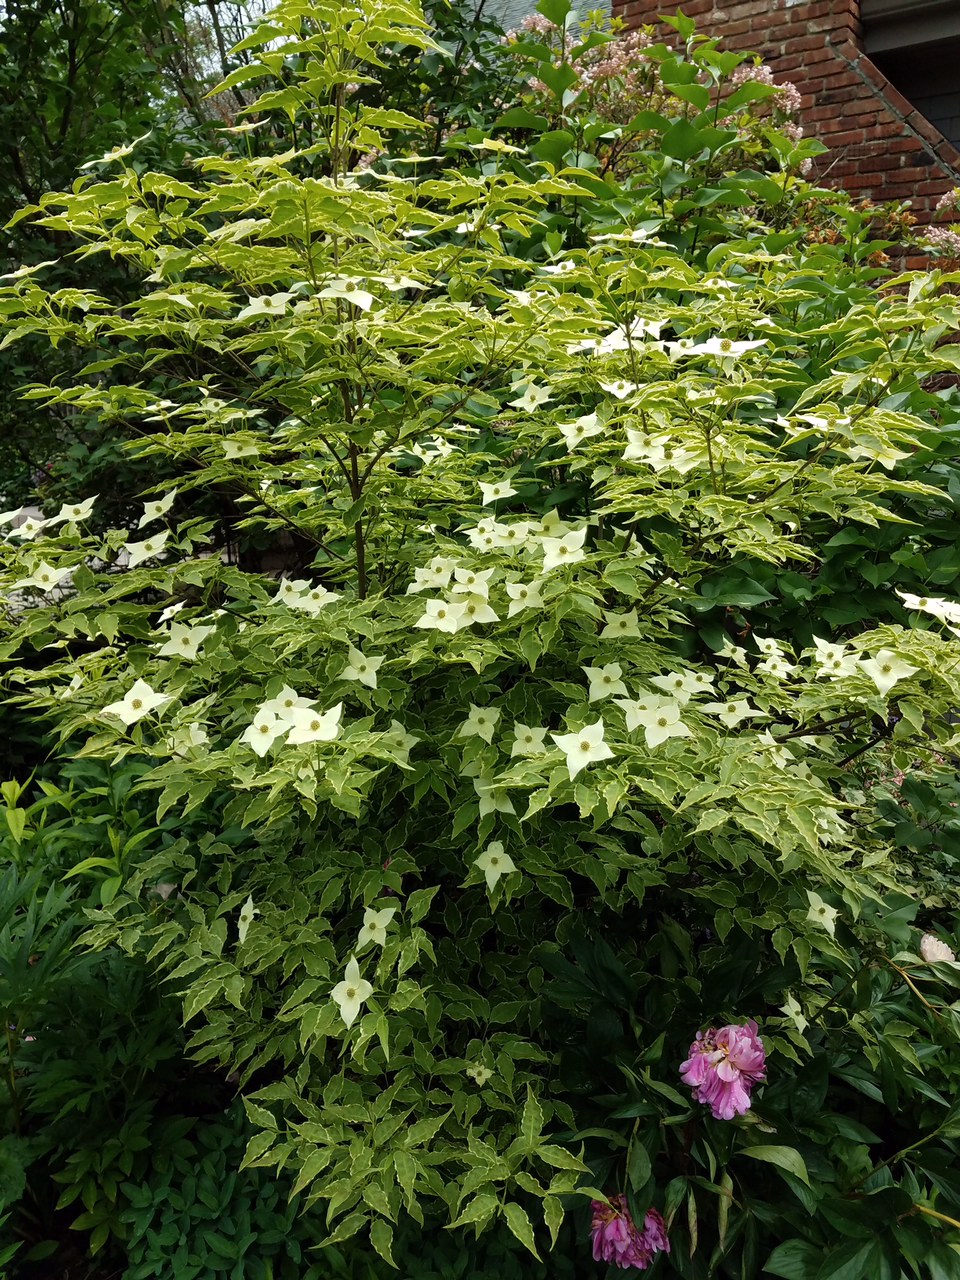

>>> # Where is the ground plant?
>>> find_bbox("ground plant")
[1,1,960,1277]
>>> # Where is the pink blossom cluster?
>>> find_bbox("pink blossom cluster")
[502,12,558,42]
[680,1019,766,1119]
[926,226,960,257]
[591,1197,670,1270]
[728,61,801,115]
[936,187,960,214]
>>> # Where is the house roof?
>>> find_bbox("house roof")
[862,0,960,54]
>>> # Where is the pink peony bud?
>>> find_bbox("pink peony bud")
[680,1019,766,1120]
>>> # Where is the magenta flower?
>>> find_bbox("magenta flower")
[590,1195,670,1270]
[680,1019,766,1120]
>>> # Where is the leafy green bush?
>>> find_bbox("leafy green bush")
[2,1,960,1278]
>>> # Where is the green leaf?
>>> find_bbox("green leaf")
[370,1219,396,1268]
[627,1139,651,1192]
[764,1239,822,1279]
[536,0,572,27]
[739,1145,811,1187]
[537,1144,587,1172]
[661,119,705,161]
[503,1202,541,1261]
[543,1196,564,1246]
[448,1193,499,1229]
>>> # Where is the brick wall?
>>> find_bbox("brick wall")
[613,0,960,225]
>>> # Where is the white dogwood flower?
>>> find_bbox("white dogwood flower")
[508,382,552,412]
[126,531,169,568]
[451,567,496,598]
[241,707,286,755]
[236,292,296,321]
[811,636,860,678]
[600,610,642,639]
[12,561,72,592]
[237,895,260,944]
[599,379,639,400]
[473,774,516,817]
[221,438,259,459]
[458,704,501,744]
[287,703,343,744]
[806,890,838,937]
[262,685,315,722]
[510,723,549,757]
[9,515,46,540]
[479,479,518,504]
[317,277,375,311]
[288,584,341,614]
[102,679,171,726]
[357,907,396,948]
[156,622,215,659]
[475,841,517,891]
[558,412,604,450]
[687,336,767,360]
[860,650,918,697]
[540,527,587,572]
[649,671,711,703]
[459,594,500,625]
[138,489,177,528]
[628,700,691,748]
[701,698,764,727]
[49,496,97,524]
[415,598,470,633]
[897,591,960,626]
[505,579,545,617]
[551,719,614,779]
[488,520,533,551]
[584,663,628,702]
[340,645,384,690]
[331,955,373,1028]
[407,557,459,593]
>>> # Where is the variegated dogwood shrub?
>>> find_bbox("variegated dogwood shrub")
[2,2,960,1276]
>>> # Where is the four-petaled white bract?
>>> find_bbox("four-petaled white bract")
[101,679,171,726]
[237,894,259,944]
[415,598,469,633]
[138,489,177,528]
[157,622,216,660]
[584,663,628,703]
[701,699,763,728]
[860,649,919,697]
[126,531,169,568]
[511,723,548,757]
[331,955,374,1028]
[505,579,544,616]
[12,561,72,592]
[475,841,517,891]
[601,609,641,639]
[241,707,285,756]
[357,906,396,948]
[340,646,384,690]
[478,479,517,505]
[287,703,343,744]
[458,704,501,744]
[551,720,614,779]
[540,527,587,572]
[806,890,838,938]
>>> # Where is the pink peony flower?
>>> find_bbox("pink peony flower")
[680,1019,766,1120]
[590,1196,669,1270]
